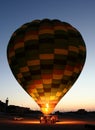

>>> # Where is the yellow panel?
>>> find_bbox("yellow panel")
[63,88,67,93]
[36,84,43,89]
[44,96,50,101]
[74,67,80,73]
[40,54,54,60]
[43,79,52,84]
[64,70,72,76]
[53,74,63,79]
[67,26,77,31]
[20,66,29,72]
[33,97,38,101]
[54,49,68,55]
[54,26,67,31]
[9,51,15,58]
[50,96,55,100]
[17,73,23,78]
[30,93,35,98]
[79,45,86,51]
[14,42,24,49]
[56,92,62,97]
[27,60,40,66]
[35,93,39,97]
[69,46,79,53]
[39,29,54,34]
[45,93,50,97]
[40,96,45,100]
[24,34,38,41]
[32,89,38,93]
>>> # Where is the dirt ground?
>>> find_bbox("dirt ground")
[0,118,94,130]
[0,113,95,130]
[0,123,88,130]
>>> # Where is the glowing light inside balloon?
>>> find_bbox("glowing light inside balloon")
[45,103,49,114]
[41,103,54,115]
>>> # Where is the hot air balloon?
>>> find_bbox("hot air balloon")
[7,19,86,115]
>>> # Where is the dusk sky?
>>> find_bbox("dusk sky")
[0,0,95,112]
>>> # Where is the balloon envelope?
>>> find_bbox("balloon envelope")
[7,19,86,115]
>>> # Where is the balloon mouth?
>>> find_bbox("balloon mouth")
[40,103,54,115]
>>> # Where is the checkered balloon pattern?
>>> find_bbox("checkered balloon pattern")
[7,19,86,114]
